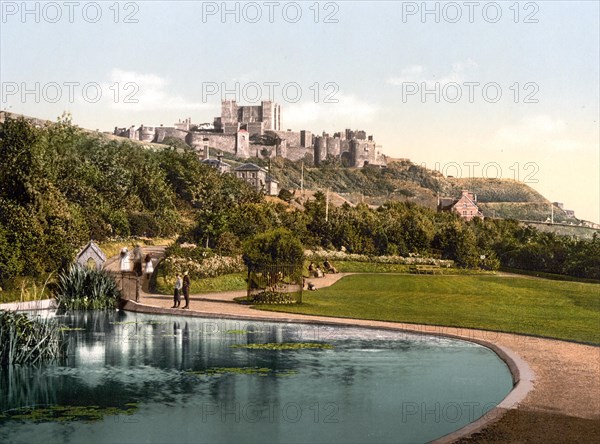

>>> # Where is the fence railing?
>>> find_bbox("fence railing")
[108,271,141,303]
[246,264,303,304]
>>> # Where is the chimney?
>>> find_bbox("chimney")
[203,138,210,160]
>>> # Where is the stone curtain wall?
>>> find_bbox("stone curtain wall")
[186,132,237,155]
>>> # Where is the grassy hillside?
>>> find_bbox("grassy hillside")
[122,137,581,225]
[479,202,552,221]
[260,158,578,223]
[445,177,547,203]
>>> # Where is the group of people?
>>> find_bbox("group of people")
[117,243,192,309]
[305,259,338,291]
[119,244,154,280]
[172,271,191,309]
[307,259,338,278]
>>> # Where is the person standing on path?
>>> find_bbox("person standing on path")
[119,247,130,272]
[172,273,182,308]
[182,271,191,309]
[132,244,143,277]
[144,254,154,280]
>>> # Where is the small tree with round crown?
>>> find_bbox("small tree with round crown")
[242,228,304,304]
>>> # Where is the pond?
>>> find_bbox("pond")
[0,311,513,443]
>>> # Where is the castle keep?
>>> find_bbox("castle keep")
[114,101,387,168]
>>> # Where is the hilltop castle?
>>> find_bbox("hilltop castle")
[113,101,387,168]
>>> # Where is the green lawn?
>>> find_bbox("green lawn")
[258,274,600,344]
[330,261,495,275]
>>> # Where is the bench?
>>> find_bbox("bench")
[409,265,442,275]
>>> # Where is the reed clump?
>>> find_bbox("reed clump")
[54,265,121,310]
[0,311,66,366]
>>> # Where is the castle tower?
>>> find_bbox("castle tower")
[222,100,240,134]
[260,101,281,131]
[221,100,237,125]
[236,130,250,158]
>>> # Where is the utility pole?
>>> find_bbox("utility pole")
[300,161,304,197]
[325,188,330,222]
[551,202,554,224]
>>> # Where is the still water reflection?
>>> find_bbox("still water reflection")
[0,311,512,444]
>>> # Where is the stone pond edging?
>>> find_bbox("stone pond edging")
[0,298,56,311]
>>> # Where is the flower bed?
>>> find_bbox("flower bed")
[160,254,245,281]
[248,291,297,305]
[305,249,454,267]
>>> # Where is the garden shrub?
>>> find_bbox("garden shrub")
[54,265,121,310]
[242,228,304,268]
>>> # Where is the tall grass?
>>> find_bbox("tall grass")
[0,273,54,305]
[0,311,66,366]
[54,265,122,310]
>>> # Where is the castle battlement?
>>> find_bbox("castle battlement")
[113,101,386,168]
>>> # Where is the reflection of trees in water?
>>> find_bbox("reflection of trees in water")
[0,366,56,413]
[3,312,393,417]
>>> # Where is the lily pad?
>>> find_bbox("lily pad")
[1,403,138,423]
[187,367,297,377]
[225,329,265,335]
[230,342,334,350]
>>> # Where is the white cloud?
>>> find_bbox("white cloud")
[496,114,582,150]
[231,71,261,84]
[101,69,211,112]
[387,59,479,86]
[285,93,378,131]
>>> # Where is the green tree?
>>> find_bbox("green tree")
[242,228,304,267]
[433,217,480,268]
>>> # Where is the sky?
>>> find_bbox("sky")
[1,1,599,222]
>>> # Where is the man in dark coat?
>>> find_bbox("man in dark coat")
[182,271,191,309]
[132,244,143,277]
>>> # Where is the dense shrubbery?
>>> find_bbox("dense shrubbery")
[242,228,305,268]
[1,115,597,289]
[0,116,258,288]
[54,265,121,310]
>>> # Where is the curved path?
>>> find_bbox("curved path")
[113,247,599,442]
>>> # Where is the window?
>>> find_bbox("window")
[86,258,96,270]
[463,211,467,215]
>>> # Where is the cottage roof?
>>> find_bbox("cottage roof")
[438,191,481,214]
[202,158,230,167]
[453,192,478,208]
[438,197,455,211]
[76,240,106,262]
[234,163,267,173]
